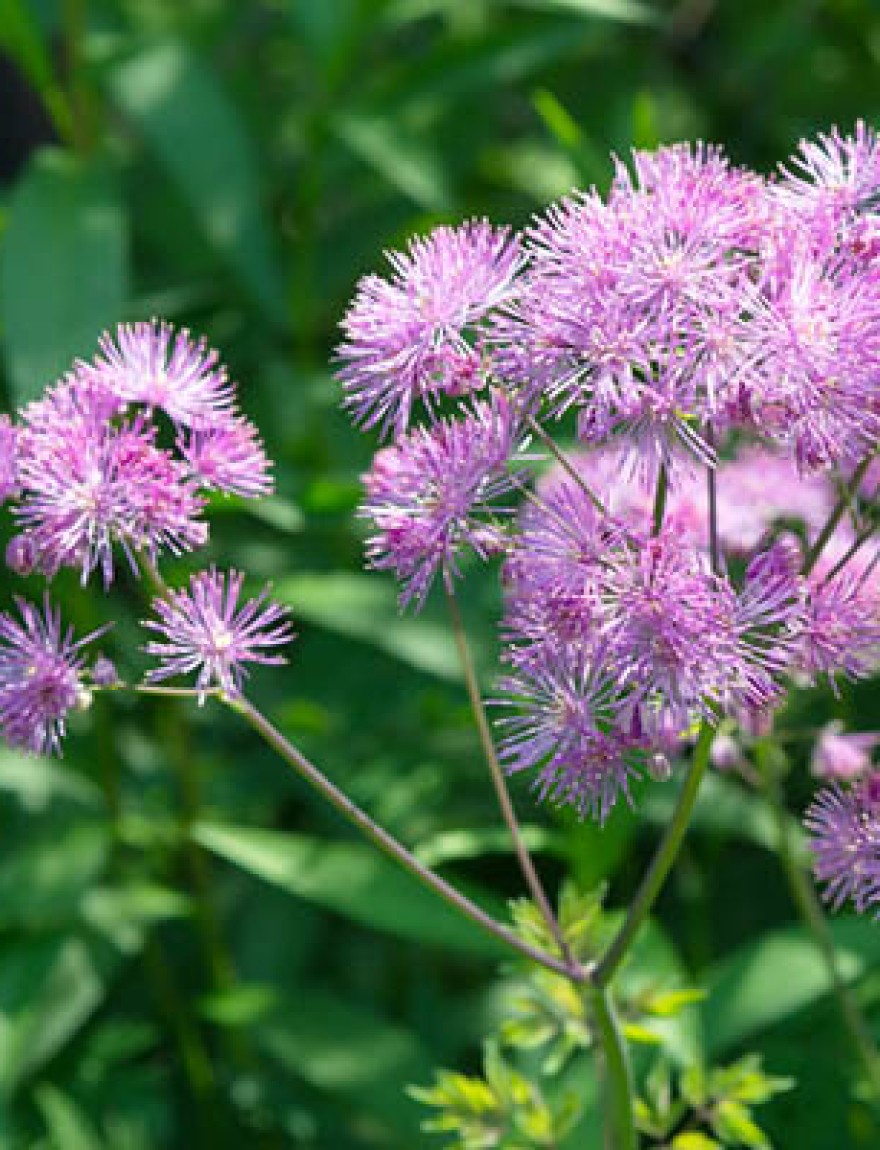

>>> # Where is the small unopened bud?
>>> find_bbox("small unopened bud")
[647,752,672,782]
[710,732,743,773]
[91,656,119,688]
[6,533,37,576]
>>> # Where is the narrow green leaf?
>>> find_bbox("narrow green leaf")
[508,0,655,25]
[107,41,284,325]
[195,821,506,956]
[1,148,128,404]
[0,0,72,140]
[35,1085,103,1150]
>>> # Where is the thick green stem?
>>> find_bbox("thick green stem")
[594,720,715,987]
[760,756,880,1098]
[445,586,573,968]
[226,694,586,981]
[589,986,638,1150]
[803,454,874,576]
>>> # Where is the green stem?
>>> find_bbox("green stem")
[445,586,574,969]
[760,755,880,1098]
[651,463,668,537]
[803,454,874,576]
[525,415,608,515]
[594,720,715,987]
[227,694,587,981]
[589,986,638,1150]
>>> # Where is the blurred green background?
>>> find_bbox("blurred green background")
[0,1,879,1146]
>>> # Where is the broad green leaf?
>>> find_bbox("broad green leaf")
[257,989,432,1136]
[276,572,466,681]
[705,917,880,1056]
[1,148,128,405]
[195,821,506,956]
[107,42,284,325]
[35,1085,103,1150]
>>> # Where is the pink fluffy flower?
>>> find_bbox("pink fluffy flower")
[144,568,294,702]
[806,773,880,915]
[360,393,519,607]
[81,320,235,427]
[0,596,105,756]
[337,220,523,437]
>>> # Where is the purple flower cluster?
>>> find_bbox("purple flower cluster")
[5,320,272,587]
[337,124,880,837]
[0,321,291,755]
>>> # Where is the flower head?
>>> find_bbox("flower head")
[806,773,880,915]
[16,379,206,586]
[360,393,519,607]
[0,596,104,756]
[496,646,648,823]
[337,220,523,437]
[144,568,294,701]
[81,321,235,427]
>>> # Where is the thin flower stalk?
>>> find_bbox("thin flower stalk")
[445,585,575,969]
[228,692,588,981]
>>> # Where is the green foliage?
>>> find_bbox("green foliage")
[637,1054,794,1149]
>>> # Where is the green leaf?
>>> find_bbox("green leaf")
[0,821,108,930]
[332,112,454,211]
[107,41,284,325]
[0,937,108,1098]
[0,748,101,812]
[195,821,506,956]
[0,0,71,140]
[276,572,467,681]
[35,1085,103,1150]
[507,0,655,23]
[1,148,128,405]
[705,917,880,1055]
[711,1100,769,1149]
[199,984,278,1028]
[258,989,431,1135]
[671,1134,722,1150]
[415,824,560,868]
